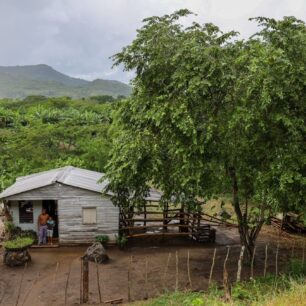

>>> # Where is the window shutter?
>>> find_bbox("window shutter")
[19,201,34,223]
[82,207,97,224]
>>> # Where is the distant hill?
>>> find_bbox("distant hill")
[0,64,131,98]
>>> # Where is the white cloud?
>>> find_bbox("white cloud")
[0,0,304,82]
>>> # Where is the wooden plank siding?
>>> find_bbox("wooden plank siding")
[6,183,119,244]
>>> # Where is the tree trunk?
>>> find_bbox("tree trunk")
[229,167,263,262]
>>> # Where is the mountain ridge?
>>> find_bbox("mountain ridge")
[0,64,131,98]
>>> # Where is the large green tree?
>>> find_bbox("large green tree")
[106,10,306,259]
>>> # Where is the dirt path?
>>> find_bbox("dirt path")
[0,226,304,306]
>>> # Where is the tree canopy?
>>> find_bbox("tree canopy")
[106,10,306,258]
[0,96,118,191]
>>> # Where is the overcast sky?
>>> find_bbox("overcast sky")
[0,0,305,83]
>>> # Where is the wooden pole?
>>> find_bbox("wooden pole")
[144,256,148,300]
[64,263,72,305]
[95,259,102,304]
[223,246,231,302]
[236,246,245,282]
[81,257,89,304]
[264,245,268,277]
[163,253,171,291]
[80,258,83,305]
[15,262,27,306]
[175,251,179,291]
[291,241,295,259]
[128,256,132,302]
[302,240,305,268]
[275,242,280,276]
[250,246,256,279]
[208,248,217,287]
[187,250,192,289]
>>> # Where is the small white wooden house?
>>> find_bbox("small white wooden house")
[0,166,161,244]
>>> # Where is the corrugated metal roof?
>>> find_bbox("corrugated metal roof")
[0,166,162,201]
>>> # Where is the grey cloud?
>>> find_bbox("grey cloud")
[0,0,305,83]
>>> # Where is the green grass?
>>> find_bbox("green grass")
[131,259,306,306]
[132,279,306,306]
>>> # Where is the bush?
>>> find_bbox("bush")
[4,223,38,243]
[4,237,34,250]
[95,234,110,245]
[4,221,15,233]
[116,235,127,249]
[19,230,38,244]
[287,259,306,276]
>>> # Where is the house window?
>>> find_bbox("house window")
[82,207,97,224]
[19,201,33,223]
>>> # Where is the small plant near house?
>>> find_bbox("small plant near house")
[95,234,110,246]
[4,222,38,243]
[19,229,38,244]
[4,221,15,237]
[4,237,34,250]
[116,235,127,249]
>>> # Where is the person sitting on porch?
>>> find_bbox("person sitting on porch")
[47,216,55,245]
[38,209,49,245]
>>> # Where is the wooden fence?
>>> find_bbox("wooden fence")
[1,241,305,306]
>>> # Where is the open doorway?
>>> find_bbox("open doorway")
[42,200,58,238]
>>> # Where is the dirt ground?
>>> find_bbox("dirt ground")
[0,226,304,306]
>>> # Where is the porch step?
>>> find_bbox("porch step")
[31,244,59,248]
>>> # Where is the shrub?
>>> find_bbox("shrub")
[4,223,38,243]
[116,235,127,249]
[4,221,15,233]
[19,230,38,244]
[95,234,110,245]
[287,259,306,276]
[4,237,34,250]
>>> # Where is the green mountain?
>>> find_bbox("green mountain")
[0,64,131,98]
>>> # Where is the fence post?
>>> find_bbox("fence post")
[275,242,279,276]
[187,250,192,289]
[264,245,268,277]
[223,246,231,302]
[175,251,179,291]
[145,256,149,299]
[128,256,132,302]
[302,241,305,268]
[250,246,256,279]
[236,245,245,282]
[208,248,217,287]
[81,257,89,304]
[95,259,102,304]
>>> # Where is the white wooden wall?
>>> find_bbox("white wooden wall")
[6,183,119,244]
